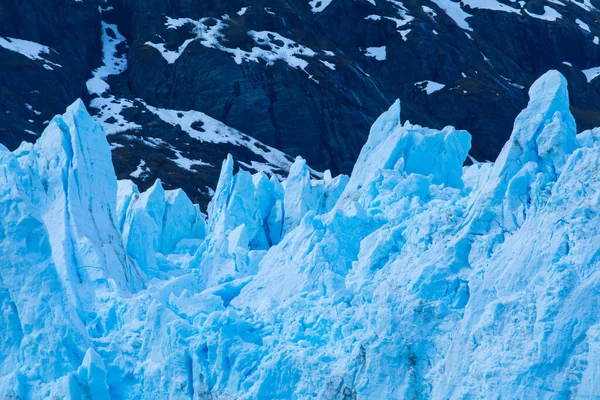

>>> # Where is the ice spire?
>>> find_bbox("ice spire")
[31,99,145,303]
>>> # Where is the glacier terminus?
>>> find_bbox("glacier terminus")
[1,70,600,399]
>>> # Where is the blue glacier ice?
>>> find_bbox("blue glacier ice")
[120,178,206,279]
[0,70,599,398]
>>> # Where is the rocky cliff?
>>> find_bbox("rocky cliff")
[1,0,599,207]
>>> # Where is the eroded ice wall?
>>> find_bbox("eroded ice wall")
[0,71,599,399]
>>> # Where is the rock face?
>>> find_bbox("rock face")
[1,71,600,399]
[0,0,102,148]
[1,0,600,208]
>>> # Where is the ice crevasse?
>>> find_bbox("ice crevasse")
[0,70,600,398]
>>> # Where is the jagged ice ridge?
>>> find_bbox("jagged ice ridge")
[1,70,599,399]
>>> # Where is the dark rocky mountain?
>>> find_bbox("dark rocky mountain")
[1,0,599,208]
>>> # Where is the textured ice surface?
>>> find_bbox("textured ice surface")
[1,71,599,399]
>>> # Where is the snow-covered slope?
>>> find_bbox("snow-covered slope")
[2,0,600,210]
[1,70,600,398]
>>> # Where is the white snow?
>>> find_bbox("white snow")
[25,103,42,116]
[86,21,141,134]
[462,0,521,13]
[90,96,141,134]
[431,0,473,31]
[86,22,128,96]
[0,37,61,70]
[423,5,437,18]
[564,0,597,11]
[146,17,323,80]
[583,66,600,83]
[524,5,562,21]
[431,0,567,30]
[500,75,525,89]
[577,18,591,32]
[309,0,334,13]
[173,151,211,171]
[145,17,227,64]
[144,104,293,175]
[416,80,446,94]
[379,0,414,31]
[320,60,336,70]
[130,159,149,178]
[247,30,316,72]
[142,136,213,172]
[362,1,413,37]
[400,29,411,41]
[364,46,387,61]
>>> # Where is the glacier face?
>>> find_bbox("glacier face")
[1,70,599,399]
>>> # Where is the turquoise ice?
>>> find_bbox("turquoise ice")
[0,71,599,399]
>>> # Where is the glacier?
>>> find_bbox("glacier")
[0,70,599,398]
